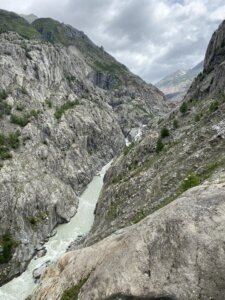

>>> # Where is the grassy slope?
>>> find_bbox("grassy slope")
[0,9,41,39]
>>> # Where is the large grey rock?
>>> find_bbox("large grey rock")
[32,261,51,280]
[31,182,225,300]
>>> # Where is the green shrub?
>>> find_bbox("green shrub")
[0,90,8,100]
[0,146,12,160]
[0,233,18,264]
[27,216,37,225]
[55,100,80,120]
[209,101,219,112]
[0,133,5,145]
[46,99,52,108]
[180,102,188,114]
[10,114,29,127]
[156,138,164,153]
[61,276,90,300]
[194,114,201,122]
[29,109,40,119]
[0,101,11,117]
[0,131,20,160]
[160,127,169,138]
[173,119,179,129]
[180,173,200,192]
[7,131,20,149]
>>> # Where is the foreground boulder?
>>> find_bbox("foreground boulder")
[30,181,225,300]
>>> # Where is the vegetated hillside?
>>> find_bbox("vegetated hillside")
[0,9,41,39]
[30,18,225,300]
[0,9,166,285]
[156,61,203,102]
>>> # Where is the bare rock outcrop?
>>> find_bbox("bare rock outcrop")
[31,182,225,300]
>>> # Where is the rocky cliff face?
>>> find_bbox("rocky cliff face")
[186,20,225,101]
[0,10,166,284]
[30,181,225,300]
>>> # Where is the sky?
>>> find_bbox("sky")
[1,0,225,83]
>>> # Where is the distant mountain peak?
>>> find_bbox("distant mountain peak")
[20,13,38,24]
[156,61,203,102]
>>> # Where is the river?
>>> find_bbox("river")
[0,161,111,300]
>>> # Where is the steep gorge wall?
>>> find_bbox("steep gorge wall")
[0,13,166,284]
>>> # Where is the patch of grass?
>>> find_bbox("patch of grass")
[10,110,40,127]
[111,174,124,184]
[123,142,134,156]
[54,100,80,120]
[194,114,201,122]
[92,60,127,74]
[0,131,20,160]
[0,90,11,117]
[0,232,18,264]
[0,146,12,160]
[180,173,200,192]
[61,275,90,300]
[7,131,20,149]
[173,119,179,129]
[131,209,145,224]
[29,109,40,119]
[0,90,8,100]
[45,99,52,108]
[0,100,11,117]
[156,138,164,153]
[209,100,219,113]
[10,114,29,127]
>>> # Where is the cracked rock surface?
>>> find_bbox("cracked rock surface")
[31,182,225,300]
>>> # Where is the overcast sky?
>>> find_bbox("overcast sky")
[1,0,225,83]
